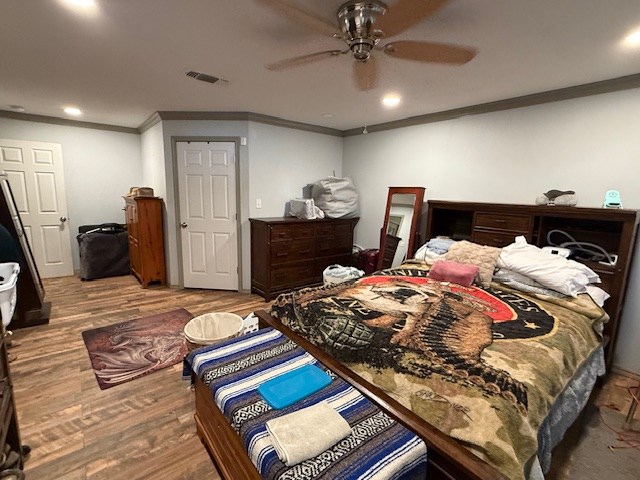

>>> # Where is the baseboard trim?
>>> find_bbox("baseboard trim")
[611,366,640,381]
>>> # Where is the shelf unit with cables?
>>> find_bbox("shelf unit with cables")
[425,200,640,371]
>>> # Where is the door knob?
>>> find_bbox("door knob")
[60,216,67,223]
[181,222,188,228]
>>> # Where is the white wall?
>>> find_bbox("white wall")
[247,122,343,218]
[140,122,166,199]
[0,118,142,270]
[343,88,640,374]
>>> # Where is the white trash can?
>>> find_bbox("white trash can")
[0,262,20,328]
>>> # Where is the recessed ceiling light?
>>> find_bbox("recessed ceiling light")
[64,107,82,116]
[321,113,334,118]
[623,29,640,47]
[382,93,401,108]
[62,0,96,8]
[60,0,99,16]
[8,105,25,112]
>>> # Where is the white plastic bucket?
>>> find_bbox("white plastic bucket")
[0,262,20,328]
[184,312,244,347]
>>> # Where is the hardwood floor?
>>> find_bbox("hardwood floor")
[9,274,268,480]
[7,275,639,479]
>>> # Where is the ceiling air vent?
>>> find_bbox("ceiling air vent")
[186,70,226,85]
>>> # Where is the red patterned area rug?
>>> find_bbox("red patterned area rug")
[82,308,193,390]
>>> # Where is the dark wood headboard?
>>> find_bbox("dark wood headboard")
[425,200,639,370]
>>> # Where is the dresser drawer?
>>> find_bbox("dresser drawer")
[474,212,531,232]
[471,230,522,247]
[271,263,321,288]
[270,224,315,242]
[316,223,351,238]
[316,235,351,257]
[271,239,314,264]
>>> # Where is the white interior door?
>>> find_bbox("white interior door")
[0,139,73,278]
[177,141,238,290]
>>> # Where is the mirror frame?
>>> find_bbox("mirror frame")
[377,187,426,270]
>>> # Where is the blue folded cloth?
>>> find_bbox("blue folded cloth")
[426,237,456,255]
[258,364,332,409]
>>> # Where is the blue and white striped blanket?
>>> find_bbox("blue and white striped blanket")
[184,328,428,480]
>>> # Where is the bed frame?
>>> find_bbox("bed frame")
[194,310,506,480]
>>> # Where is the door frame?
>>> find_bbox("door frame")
[171,136,242,289]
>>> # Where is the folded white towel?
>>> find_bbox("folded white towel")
[265,401,352,466]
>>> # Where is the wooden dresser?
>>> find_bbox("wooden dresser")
[123,196,166,288]
[425,200,639,369]
[250,217,359,301]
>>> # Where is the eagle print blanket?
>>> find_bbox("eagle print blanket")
[270,266,606,480]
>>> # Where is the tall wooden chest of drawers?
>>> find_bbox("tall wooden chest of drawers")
[250,217,359,301]
[124,196,166,288]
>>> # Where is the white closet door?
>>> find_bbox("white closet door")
[177,141,238,290]
[0,139,73,278]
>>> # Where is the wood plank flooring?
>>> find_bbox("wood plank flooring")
[7,274,639,479]
[9,275,268,480]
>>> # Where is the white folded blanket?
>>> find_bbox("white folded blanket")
[265,401,352,466]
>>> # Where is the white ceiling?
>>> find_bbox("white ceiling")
[2,0,640,131]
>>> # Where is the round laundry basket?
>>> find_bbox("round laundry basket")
[184,312,244,350]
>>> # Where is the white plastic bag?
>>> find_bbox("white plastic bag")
[288,198,324,219]
[323,264,364,285]
[312,176,359,218]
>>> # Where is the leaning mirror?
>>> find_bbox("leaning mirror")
[378,187,426,270]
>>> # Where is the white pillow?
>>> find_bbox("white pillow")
[585,285,610,307]
[493,268,565,298]
[497,236,600,297]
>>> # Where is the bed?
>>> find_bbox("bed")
[187,254,608,480]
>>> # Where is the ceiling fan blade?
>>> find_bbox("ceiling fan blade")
[353,57,379,91]
[257,0,339,37]
[266,50,345,71]
[376,0,450,38]
[384,40,477,65]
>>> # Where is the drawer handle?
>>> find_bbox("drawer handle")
[493,219,507,224]
[275,252,288,257]
[274,273,285,279]
[492,238,503,243]
[299,250,310,255]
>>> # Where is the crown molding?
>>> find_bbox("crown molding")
[342,72,640,136]
[137,112,162,133]
[0,110,138,134]
[153,111,343,137]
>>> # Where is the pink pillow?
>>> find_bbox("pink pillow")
[428,260,480,287]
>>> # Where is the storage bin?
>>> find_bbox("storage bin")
[0,262,20,327]
[184,312,244,349]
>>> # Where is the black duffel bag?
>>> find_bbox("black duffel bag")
[77,223,130,280]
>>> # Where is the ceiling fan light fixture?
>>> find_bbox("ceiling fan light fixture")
[351,41,374,61]
[338,1,386,60]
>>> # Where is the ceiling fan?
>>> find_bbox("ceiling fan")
[259,0,477,91]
